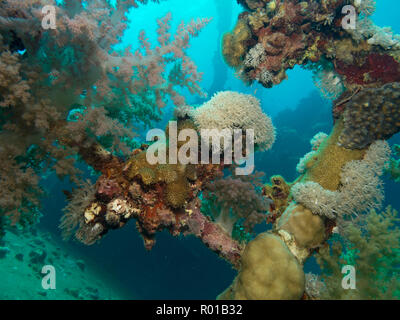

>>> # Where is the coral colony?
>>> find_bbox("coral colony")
[0,0,400,300]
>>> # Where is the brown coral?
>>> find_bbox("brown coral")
[337,83,400,149]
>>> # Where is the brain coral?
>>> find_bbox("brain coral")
[338,82,400,149]
[190,91,276,151]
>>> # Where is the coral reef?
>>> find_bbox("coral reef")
[2,0,400,301]
[187,91,276,151]
[262,175,291,224]
[224,0,400,90]
[316,206,400,299]
[202,171,269,238]
[218,233,305,300]
[0,0,210,225]
[60,91,275,266]
[387,144,400,182]
[335,83,400,149]
[292,139,390,220]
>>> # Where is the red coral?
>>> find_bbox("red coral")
[336,54,400,86]
[96,177,121,201]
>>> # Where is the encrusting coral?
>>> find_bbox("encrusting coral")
[223,0,400,92]
[291,139,390,220]
[336,83,400,149]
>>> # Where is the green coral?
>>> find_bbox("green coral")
[316,206,400,299]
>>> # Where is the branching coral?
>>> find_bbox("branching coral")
[0,0,209,227]
[316,206,400,300]
[202,171,269,237]
[0,48,30,107]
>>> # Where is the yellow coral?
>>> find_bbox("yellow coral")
[165,178,189,208]
[277,203,325,250]
[248,8,269,31]
[222,20,252,68]
[302,120,366,191]
[218,233,305,300]
[126,122,200,209]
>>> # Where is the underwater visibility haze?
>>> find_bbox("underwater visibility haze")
[0,0,400,300]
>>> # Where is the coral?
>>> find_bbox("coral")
[59,179,97,241]
[366,26,400,49]
[291,181,337,219]
[316,206,400,299]
[227,0,400,90]
[314,70,345,100]
[243,43,266,68]
[218,233,305,300]
[296,151,317,174]
[262,175,291,224]
[301,120,366,191]
[202,171,268,237]
[3,0,400,301]
[304,273,326,300]
[0,143,43,224]
[386,144,400,182]
[0,0,209,227]
[310,132,328,151]
[335,54,400,86]
[125,141,196,209]
[354,0,376,17]
[336,83,400,149]
[291,140,390,220]
[190,91,276,151]
[277,203,325,250]
[222,19,253,68]
[0,49,30,107]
